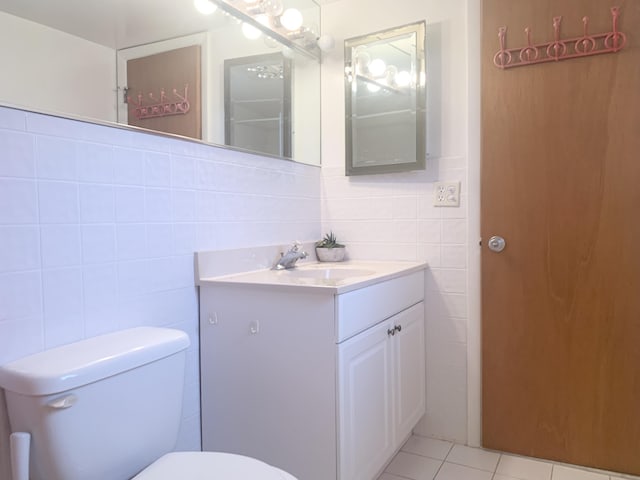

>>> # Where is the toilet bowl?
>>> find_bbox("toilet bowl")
[0,327,298,480]
[133,452,297,479]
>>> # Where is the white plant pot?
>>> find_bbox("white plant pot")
[316,247,346,262]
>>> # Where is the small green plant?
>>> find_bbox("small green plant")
[316,231,345,249]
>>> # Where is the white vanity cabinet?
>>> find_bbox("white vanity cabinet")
[199,264,426,480]
[338,302,425,480]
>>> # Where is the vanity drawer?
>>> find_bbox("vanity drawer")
[336,270,425,343]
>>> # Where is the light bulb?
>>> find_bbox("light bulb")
[280,8,303,31]
[367,82,381,93]
[396,70,411,87]
[242,22,262,40]
[255,14,270,27]
[193,0,217,15]
[317,34,335,52]
[369,58,386,77]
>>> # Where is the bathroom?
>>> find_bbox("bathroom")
[0,0,638,479]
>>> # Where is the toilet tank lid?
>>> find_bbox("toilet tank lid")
[0,327,190,396]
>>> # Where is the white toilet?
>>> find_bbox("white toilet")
[0,327,298,480]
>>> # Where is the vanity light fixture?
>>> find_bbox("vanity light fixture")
[194,0,334,59]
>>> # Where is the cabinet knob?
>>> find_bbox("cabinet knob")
[395,325,402,333]
[387,328,396,337]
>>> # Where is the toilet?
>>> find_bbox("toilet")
[0,327,298,480]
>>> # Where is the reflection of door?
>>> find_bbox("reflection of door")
[481,0,640,476]
[126,45,201,139]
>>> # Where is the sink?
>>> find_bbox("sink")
[283,266,376,280]
[197,255,426,293]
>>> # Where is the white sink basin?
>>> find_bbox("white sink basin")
[283,266,376,280]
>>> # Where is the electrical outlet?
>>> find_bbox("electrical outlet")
[433,181,461,207]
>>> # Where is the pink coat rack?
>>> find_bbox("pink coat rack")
[128,85,190,120]
[493,6,626,69]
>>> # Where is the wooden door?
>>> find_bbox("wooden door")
[126,45,201,139]
[481,0,640,475]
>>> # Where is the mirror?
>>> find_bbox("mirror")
[225,53,292,158]
[345,21,426,175]
[0,0,321,165]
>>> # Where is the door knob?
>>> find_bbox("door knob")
[488,235,506,253]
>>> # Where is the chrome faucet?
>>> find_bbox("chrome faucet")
[273,242,308,270]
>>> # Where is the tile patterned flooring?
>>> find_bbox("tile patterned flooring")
[377,435,640,480]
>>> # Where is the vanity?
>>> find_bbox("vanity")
[197,251,426,480]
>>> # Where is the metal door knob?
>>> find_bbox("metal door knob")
[488,235,506,253]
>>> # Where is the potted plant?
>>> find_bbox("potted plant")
[315,231,346,262]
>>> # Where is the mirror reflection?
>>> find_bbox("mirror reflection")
[0,0,322,165]
[345,21,426,175]
[225,53,292,157]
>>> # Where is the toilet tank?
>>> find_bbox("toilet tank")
[0,327,190,480]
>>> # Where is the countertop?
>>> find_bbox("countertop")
[198,260,427,294]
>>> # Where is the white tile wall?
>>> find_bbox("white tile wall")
[0,105,321,459]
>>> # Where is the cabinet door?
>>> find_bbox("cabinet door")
[338,319,395,480]
[393,302,426,443]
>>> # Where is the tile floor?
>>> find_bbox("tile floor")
[377,435,640,480]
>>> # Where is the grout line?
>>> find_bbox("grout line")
[431,458,446,480]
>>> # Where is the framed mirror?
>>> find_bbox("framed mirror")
[345,21,426,176]
[0,0,321,166]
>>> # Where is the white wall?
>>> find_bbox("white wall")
[0,105,321,478]
[0,12,116,123]
[321,0,475,444]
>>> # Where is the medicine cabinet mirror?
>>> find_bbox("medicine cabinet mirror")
[224,53,292,158]
[345,21,426,176]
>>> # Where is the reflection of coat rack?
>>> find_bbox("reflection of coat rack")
[494,7,626,69]
[127,85,190,119]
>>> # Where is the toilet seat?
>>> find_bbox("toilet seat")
[132,452,298,480]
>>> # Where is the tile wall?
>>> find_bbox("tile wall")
[0,105,321,474]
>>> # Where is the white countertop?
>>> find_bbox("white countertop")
[198,260,427,294]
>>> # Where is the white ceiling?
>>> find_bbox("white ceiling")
[0,0,326,50]
[1,0,219,49]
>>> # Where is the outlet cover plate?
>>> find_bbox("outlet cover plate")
[434,181,461,207]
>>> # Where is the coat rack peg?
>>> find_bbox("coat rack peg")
[126,85,191,120]
[493,6,626,69]
[576,16,596,54]
[519,27,539,63]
